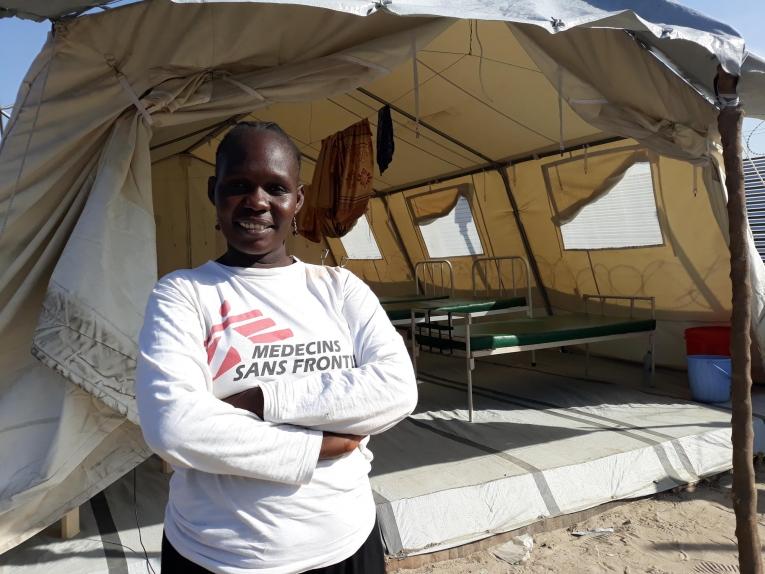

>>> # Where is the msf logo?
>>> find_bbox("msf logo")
[205,300,293,381]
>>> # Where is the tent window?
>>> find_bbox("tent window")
[745,155,765,260]
[559,162,663,250]
[339,215,382,259]
[419,195,483,257]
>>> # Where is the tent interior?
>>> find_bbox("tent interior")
[2,0,765,568]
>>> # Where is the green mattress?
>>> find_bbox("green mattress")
[378,294,449,305]
[383,297,527,322]
[416,314,656,351]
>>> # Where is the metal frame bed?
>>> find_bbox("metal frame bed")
[403,256,534,363]
[413,293,656,421]
[385,256,532,326]
[378,259,454,306]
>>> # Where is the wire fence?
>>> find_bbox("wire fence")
[744,154,765,260]
[745,119,765,157]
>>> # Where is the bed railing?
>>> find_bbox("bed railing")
[582,294,656,379]
[414,259,454,297]
[583,294,656,319]
[471,256,533,317]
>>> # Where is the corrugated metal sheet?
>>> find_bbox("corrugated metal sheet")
[745,155,765,260]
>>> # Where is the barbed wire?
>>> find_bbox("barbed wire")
[745,119,765,157]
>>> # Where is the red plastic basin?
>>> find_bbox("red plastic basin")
[684,326,731,357]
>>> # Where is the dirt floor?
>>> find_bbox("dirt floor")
[390,465,765,574]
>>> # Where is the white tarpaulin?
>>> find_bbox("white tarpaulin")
[1,0,765,557]
[172,0,765,109]
[0,1,448,551]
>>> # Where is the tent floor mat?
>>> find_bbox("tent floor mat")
[370,351,751,556]
[2,350,762,571]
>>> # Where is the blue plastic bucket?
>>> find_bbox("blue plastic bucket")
[687,355,731,403]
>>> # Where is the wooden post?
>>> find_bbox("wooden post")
[717,68,763,574]
[58,507,80,539]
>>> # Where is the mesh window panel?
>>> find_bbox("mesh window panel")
[419,196,483,257]
[340,215,382,259]
[560,162,663,250]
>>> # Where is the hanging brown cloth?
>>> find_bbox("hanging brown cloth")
[297,119,374,243]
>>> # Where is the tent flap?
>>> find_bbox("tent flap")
[31,113,154,422]
[409,185,466,223]
[546,147,651,225]
[0,3,450,550]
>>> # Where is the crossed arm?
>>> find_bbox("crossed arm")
[222,389,364,459]
[136,271,416,485]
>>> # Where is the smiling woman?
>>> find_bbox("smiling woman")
[135,121,417,574]
[207,122,305,267]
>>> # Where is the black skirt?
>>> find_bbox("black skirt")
[160,521,385,574]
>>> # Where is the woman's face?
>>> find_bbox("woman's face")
[209,130,304,266]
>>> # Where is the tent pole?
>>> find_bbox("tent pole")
[717,69,762,574]
[379,195,416,280]
[151,114,247,154]
[375,136,624,197]
[497,167,553,316]
[180,113,248,155]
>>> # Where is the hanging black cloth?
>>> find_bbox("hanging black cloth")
[376,105,395,174]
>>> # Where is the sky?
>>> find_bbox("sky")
[1,1,764,151]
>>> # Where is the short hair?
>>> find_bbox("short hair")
[215,121,302,176]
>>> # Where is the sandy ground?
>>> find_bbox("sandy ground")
[391,465,765,574]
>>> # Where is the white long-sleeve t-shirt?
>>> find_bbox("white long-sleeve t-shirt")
[135,259,416,574]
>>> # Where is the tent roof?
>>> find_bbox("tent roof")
[182,18,611,191]
[2,0,764,197]
[3,0,763,122]
[0,0,756,70]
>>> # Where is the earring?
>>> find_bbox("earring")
[292,217,299,236]
[215,222,221,230]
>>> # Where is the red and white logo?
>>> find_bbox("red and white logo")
[205,300,293,381]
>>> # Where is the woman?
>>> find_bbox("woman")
[135,121,417,573]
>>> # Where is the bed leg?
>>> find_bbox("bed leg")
[649,332,656,387]
[467,357,474,423]
[466,316,474,422]
[410,309,418,382]
[531,350,537,367]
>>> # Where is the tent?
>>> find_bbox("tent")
[1,0,765,559]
